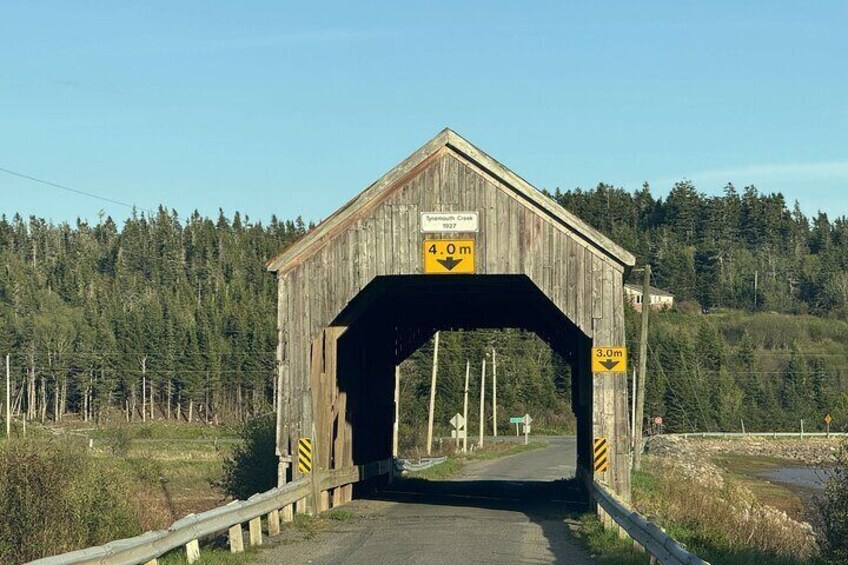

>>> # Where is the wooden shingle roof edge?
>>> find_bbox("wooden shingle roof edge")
[266,128,636,273]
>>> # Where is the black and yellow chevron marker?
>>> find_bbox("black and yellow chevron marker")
[297,437,313,474]
[593,437,609,473]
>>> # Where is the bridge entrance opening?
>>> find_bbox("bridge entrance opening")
[325,275,587,484]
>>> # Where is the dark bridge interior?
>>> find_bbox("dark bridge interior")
[328,275,592,476]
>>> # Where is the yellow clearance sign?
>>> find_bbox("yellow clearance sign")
[423,239,475,274]
[592,346,627,373]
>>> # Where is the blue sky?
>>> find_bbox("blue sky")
[2,2,846,225]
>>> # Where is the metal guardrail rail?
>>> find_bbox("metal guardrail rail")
[396,456,448,472]
[593,482,709,565]
[29,459,392,565]
[662,432,847,439]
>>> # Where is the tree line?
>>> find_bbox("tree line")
[0,208,310,425]
[1,180,846,431]
[555,182,848,316]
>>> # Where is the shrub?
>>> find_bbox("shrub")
[103,425,133,456]
[818,444,848,564]
[0,438,158,563]
[218,414,277,500]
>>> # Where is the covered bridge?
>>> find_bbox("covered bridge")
[267,129,636,504]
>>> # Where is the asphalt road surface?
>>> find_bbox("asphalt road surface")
[261,437,594,564]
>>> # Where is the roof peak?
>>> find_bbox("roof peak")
[267,128,635,273]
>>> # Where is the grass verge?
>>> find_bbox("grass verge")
[631,462,820,565]
[404,440,547,480]
[159,546,256,565]
[575,514,648,564]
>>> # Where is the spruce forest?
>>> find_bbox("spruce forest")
[1,182,847,433]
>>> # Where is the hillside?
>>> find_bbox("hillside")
[0,181,846,430]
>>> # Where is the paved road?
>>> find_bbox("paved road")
[262,437,593,564]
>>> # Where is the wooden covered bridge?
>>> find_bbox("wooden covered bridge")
[266,128,636,505]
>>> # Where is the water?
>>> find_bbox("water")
[759,466,834,491]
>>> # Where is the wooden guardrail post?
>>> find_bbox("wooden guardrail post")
[268,508,281,536]
[185,538,200,564]
[282,503,294,523]
[249,516,263,546]
[228,524,244,553]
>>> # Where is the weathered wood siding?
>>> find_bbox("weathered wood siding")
[275,146,631,499]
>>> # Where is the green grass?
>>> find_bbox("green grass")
[325,509,355,521]
[406,457,464,480]
[576,514,648,564]
[90,421,239,441]
[158,546,256,565]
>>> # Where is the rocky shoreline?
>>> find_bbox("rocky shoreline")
[641,434,830,559]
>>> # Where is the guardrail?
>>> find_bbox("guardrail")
[593,482,709,565]
[663,432,847,439]
[396,456,448,473]
[29,459,392,565]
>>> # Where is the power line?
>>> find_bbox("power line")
[0,166,147,212]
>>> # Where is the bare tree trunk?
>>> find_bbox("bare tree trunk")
[188,399,194,423]
[176,391,182,421]
[130,383,137,422]
[141,357,147,423]
[59,377,67,421]
[149,377,155,420]
[27,355,35,421]
[40,376,46,423]
[53,378,58,423]
[166,379,172,420]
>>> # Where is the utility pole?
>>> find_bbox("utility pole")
[6,354,10,438]
[634,265,651,471]
[479,358,486,448]
[491,347,497,437]
[462,361,470,453]
[393,365,400,458]
[426,332,440,456]
[630,367,637,450]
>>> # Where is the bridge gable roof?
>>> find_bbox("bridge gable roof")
[267,128,635,273]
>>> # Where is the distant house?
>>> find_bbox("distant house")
[624,284,674,312]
